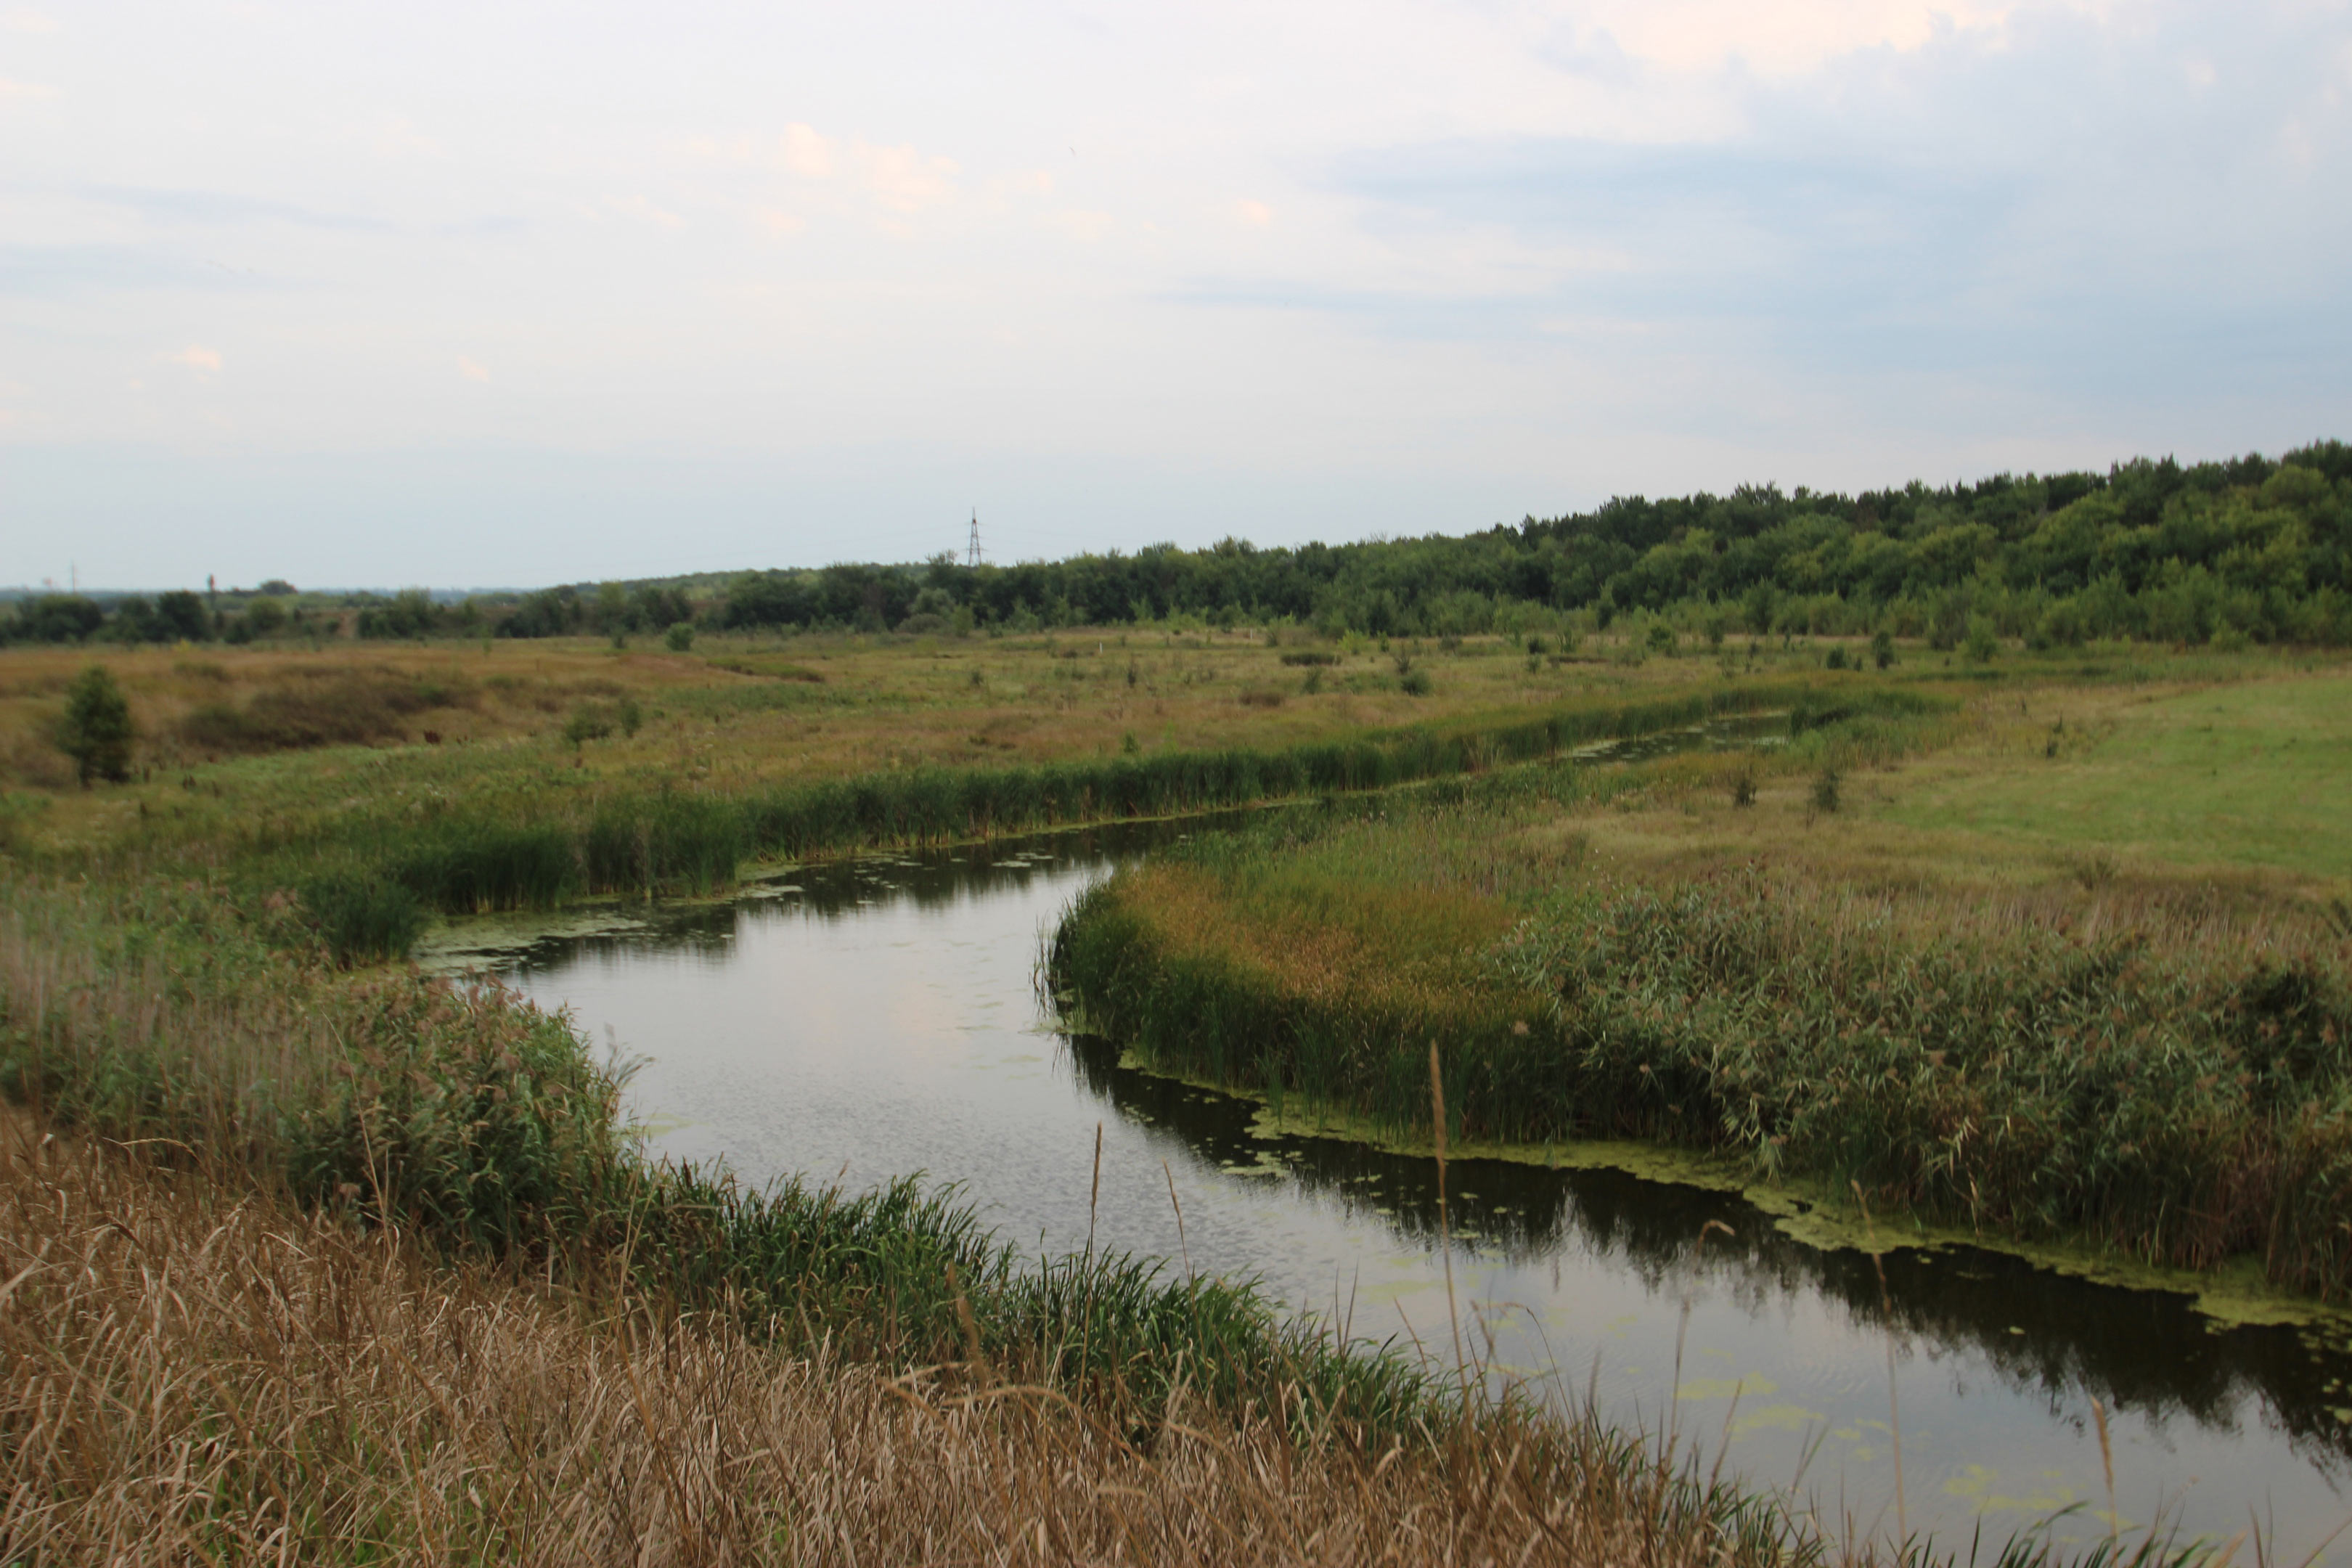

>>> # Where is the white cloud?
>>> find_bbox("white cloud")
[164,346,222,372]
[1235,199,1274,226]
[0,7,58,34]
[457,356,489,382]
[0,76,58,101]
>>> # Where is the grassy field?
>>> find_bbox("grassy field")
[0,624,2330,1559]
[1051,654,2352,1296]
[1883,671,2352,879]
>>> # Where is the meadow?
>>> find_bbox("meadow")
[0,621,2330,1560]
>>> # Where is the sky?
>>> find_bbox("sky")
[3,0,2348,590]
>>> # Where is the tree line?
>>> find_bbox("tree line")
[8,441,2348,648]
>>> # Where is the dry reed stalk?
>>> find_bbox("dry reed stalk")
[0,1111,1798,1567]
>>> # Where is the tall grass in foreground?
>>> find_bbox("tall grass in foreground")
[0,1115,1831,1567]
[1051,795,2352,1296]
[0,872,1427,1444]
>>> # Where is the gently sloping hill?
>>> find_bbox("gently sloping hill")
[1882,671,2352,881]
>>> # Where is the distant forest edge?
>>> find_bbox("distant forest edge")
[11,441,2352,649]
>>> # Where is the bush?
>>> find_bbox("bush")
[56,666,134,784]
[664,621,695,652]
[298,872,428,964]
[1809,767,1842,815]
[1871,629,1895,669]
[562,706,613,748]
[1398,667,1432,697]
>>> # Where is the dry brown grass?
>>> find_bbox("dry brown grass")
[0,1113,1784,1567]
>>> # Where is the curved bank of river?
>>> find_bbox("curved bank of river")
[425,818,2352,1561]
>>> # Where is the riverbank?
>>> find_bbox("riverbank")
[1050,667,2352,1300]
[1,632,2334,1559]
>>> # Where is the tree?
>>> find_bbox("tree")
[57,666,134,784]
[153,590,211,642]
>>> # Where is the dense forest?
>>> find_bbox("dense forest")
[9,441,2349,649]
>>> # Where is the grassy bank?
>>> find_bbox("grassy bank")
[1050,672,2352,1297]
[0,872,1837,1564]
[0,1116,1816,1565]
[0,873,1435,1438]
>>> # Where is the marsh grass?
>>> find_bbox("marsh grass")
[264,677,1863,923]
[0,871,1436,1445]
[0,1106,1873,1567]
[1051,730,2352,1294]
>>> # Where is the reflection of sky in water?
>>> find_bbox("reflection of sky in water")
[475,822,2352,1560]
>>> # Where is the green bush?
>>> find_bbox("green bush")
[664,621,695,652]
[56,666,134,784]
[298,871,428,965]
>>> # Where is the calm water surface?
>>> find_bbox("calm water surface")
[444,815,2352,1559]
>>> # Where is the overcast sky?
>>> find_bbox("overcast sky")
[4,1,2348,589]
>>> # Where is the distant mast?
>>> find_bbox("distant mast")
[966,510,982,569]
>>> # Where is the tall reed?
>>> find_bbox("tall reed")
[1053,842,2352,1294]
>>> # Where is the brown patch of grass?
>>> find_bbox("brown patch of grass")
[0,1113,1798,1566]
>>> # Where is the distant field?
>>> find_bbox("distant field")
[1884,671,2352,881]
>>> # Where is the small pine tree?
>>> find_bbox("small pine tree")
[57,665,134,784]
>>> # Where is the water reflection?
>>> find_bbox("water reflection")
[456,814,2352,1556]
[1071,1029,2352,1463]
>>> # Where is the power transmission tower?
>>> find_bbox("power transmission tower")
[966,510,982,569]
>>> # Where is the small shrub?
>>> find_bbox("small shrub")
[1278,650,1337,666]
[1646,621,1678,656]
[664,622,695,653]
[1963,618,1999,663]
[618,695,644,738]
[563,706,613,748]
[1398,668,1432,697]
[1871,629,1896,669]
[1302,667,1323,694]
[1810,767,1842,815]
[1824,646,1849,671]
[56,666,134,785]
[1731,769,1757,808]
[298,871,427,963]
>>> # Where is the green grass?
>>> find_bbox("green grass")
[197,677,1850,926]
[1050,695,2352,1297]
[0,870,1434,1444]
[1886,670,2352,878]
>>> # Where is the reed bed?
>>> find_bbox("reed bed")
[1050,741,2352,1296]
[0,871,1431,1444]
[257,679,1853,947]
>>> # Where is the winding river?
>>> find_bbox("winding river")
[427,810,2352,1560]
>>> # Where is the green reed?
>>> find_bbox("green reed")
[1050,803,2352,1297]
[272,678,1876,933]
[0,870,1437,1444]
